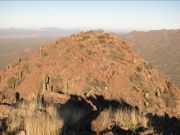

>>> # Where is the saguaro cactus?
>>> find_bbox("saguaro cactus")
[42,78,47,92]
[19,71,23,78]
[18,58,21,65]
[40,47,43,58]
[42,75,53,92]
[64,82,69,94]
[7,77,16,90]
[50,85,53,91]
[7,65,10,70]
[12,82,16,90]
[15,92,20,103]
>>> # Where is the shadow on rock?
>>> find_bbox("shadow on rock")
[147,113,180,135]
[58,94,139,135]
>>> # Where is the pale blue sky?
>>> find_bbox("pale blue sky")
[0,1,180,31]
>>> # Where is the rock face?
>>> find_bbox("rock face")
[0,30,179,119]
[91,111,111,134]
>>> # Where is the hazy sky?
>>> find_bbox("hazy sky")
[0,1,180,31]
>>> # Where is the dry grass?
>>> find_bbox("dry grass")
[7,100,63,135]
[113,109,148,130]
[6,99,150,134]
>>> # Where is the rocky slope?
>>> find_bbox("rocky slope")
[0,30,180,134]
[121,29,180,87]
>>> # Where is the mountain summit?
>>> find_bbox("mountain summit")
[1,30,179,115]
[0,30,179,134]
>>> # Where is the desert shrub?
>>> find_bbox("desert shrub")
[78,44,84,49]
[7,101,63,135]
[91,79,107,91]
[79,57,84,63]
[162,92,176,108]
[122,41,126,44]
[51,75,63,84]
[23,64,30,74]
[7,77,16,89]
[109,51,124,61]
[113,109,148,130]
[98,35,106,39]
[49,82,68,94]
[35,63,42,68]
[16,77,25,86]
[146,97,156,107]
[129,73,142,85]
[54,85,64,94]
[60,64,68,72]
[87,49,96,56]
[38,80,44,92]
[136,66,142,72]
[83,86,92,94]
[55,41,59,44]
[100,65,108,71]
[144,63,153,70]
[43,52,48,56]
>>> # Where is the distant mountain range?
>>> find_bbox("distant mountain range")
[0,28,80,38]
[121,29,180,87]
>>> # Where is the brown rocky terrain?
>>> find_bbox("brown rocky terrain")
[121,29,180,87]
[0,30,180,135]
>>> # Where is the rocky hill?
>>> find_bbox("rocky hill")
[0,30,180,135]
[121,29,180,88]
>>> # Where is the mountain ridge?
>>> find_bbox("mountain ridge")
[0,30,179,117]
[121,29,180,87]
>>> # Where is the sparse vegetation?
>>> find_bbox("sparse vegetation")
[18,58,22,65]
[51,75,63,84]
[64,82,69,94]
[113,109,148,130]
[162,92,176,108]
[38,80,44,92]
[79,57,84,63]
[60,64,68,72]
[87,49,96,56]
[146,97,156,107]
[91,79,107,91]
[54,85,64,93]
[16,77,24,86]
[50,75,64,93]
[109,50,124,61]
[7,77,16,89]
[129,73,142,85]
[7,101,63,135]
[40,48,48,57]
[35,63,42,68]
[78,43,84,49]
[100,65,108,71]
[98,35,106,43]
[43,52,48,56]
[136,66,142,72]
[144,63,153,70]
[23,64,30,74]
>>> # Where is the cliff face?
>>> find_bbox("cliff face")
[0,30,179,118]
